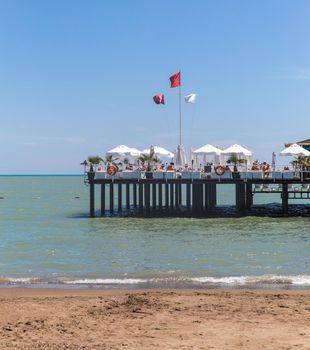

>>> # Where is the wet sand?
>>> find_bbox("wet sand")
[0,288,309,349]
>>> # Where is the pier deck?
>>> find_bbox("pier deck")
[88,178,310,218]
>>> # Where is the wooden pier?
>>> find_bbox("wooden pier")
[88,178,310,218]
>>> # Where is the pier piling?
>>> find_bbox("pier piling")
[109,183,114,214]
[235,183,246,216]
[282,183,288,216]
[90,182,95,218]
[100,183,105,216]
[126,183,130,209]
[138,182,143,213]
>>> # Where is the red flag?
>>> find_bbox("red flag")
[153,94,165,104]
[169,71,181,88]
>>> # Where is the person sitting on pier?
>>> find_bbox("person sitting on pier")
[185,163,193,171]
[125,164,133,171]
[262,161,270,179]
[167,162,175,171]
[251,161,260,171]
[197,164,204,172]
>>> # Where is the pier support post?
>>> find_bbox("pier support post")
[186,182,191,214]
[198,182,204,214]
[204,183,210,211]
[282,183,288,216]
[152,183,157,211]
[158,182,163,212]
[209,183,217,209]
[109,183,114,214]
[205,183,216,211]
[192,181,203,215]
[165,182,169,211]
[133,183,137,208]
[145,182,150,215]
[90,181,95,218]
[100,183,105,216]
[126,183,130,210]
[138,182,143,214]
[235,183,246,216]
[178,183,182,206]
[170,183,174,209]
[118,183,122,212]
[245,182,253,212]
[192,182,197,214]
[175,182,179,209]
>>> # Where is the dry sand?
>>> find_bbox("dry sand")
[0,288,309,349]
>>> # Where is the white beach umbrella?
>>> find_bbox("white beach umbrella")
[174,145,186,166]
[193,144,222,155]
[193,144,224,166]
[142,146,174,158]
[125,147,142,157]
[106,145,142,158]
[222,144,252,156]
[106,145,133,157]
[279,143,310,157]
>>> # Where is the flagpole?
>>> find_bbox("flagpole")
[179,69,182,145]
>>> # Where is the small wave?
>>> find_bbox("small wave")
[0,277,41,284]
[65,278,146,285]
[191,275,310,286]
[1,275,310,287]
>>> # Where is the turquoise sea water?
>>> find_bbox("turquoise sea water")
[0,176,309,289]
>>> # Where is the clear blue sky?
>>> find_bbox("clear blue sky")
[0,0,309,174]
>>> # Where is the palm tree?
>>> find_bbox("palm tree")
[138,149,160,172]
[103,155,120,166]
[227,153,245,172]
[291,157,310,179]
[87,156,103,165]
[87,156,103,173]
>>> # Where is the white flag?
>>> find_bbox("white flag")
[184,93,197,103]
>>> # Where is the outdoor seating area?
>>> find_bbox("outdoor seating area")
[94,167,307,181]
[83,142,310,182]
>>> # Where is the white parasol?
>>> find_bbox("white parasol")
[280,143,310,157]
[106,145,133,157]
[222,144,252,156]
[174,145,186,166]
[106,145,142,158]
[142,146,174,158]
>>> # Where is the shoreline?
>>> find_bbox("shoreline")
[1,288,309,349]
[1,284,310,291]
[2,272,310,290]
[1,286,310,294]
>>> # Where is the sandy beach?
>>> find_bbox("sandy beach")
[0,288,309,349]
